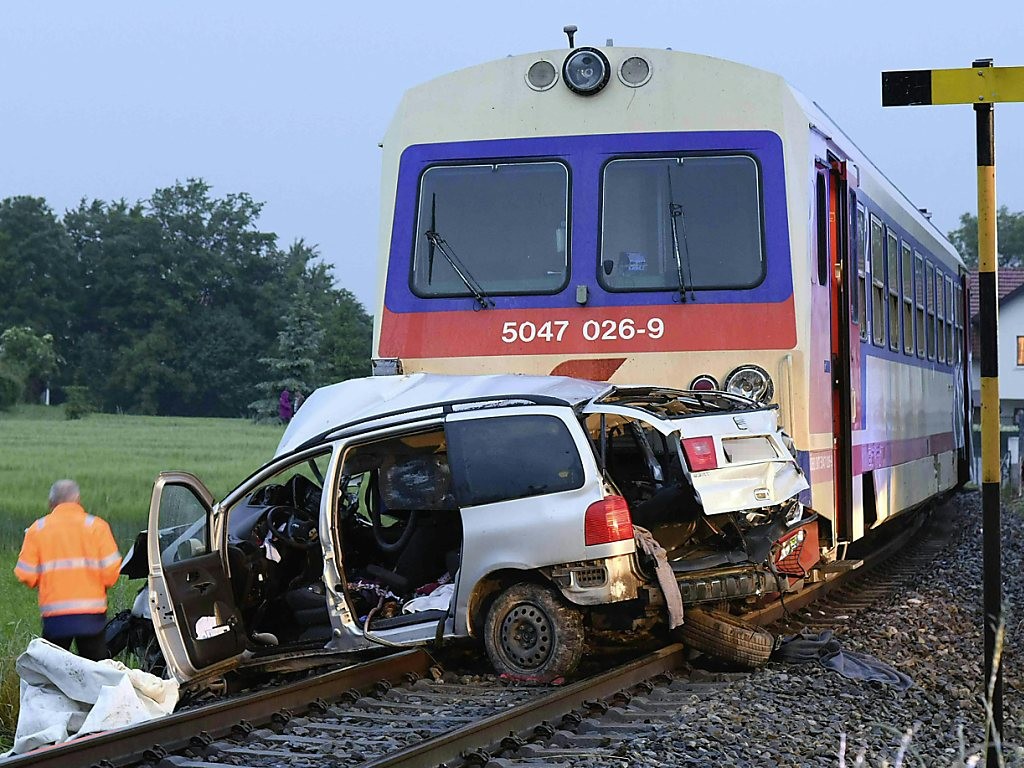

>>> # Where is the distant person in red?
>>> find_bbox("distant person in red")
[279,388,293,423]
[14,480,121,660]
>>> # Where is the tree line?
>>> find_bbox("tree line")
[0,179,371,418]
[947,207,1024,268]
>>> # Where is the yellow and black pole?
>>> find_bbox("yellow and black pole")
[882,59,1024,765]
[974,60,1003,763]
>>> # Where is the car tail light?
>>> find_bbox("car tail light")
[682,436,718,471]
[585,495,633,545]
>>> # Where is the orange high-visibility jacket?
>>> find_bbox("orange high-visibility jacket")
[14,502,122,617]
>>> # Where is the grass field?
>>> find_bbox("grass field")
[0,404,283,748]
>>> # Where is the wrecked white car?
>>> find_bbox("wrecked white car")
[112,374,814,686]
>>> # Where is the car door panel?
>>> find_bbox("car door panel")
[148,472,246,681]
[163,550,246,668]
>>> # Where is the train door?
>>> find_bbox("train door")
[958,272,974,484]
[823,158,854,540]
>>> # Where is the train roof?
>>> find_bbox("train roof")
[383,45,962,269]
[275,373,610,456]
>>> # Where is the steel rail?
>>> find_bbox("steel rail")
[357,643,688,768]
[2,649,434,768]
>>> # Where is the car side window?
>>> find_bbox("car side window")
[446,414,585,506]
[158,484,209,566]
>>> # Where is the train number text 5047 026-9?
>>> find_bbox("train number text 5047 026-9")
[500,318,665,344]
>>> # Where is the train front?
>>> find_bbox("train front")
[374,43,809,413]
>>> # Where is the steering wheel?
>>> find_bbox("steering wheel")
[365,472,418,553]
[265,505,318,550]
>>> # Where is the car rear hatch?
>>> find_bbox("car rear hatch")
[582,387,808,515]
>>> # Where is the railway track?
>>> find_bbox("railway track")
[4,497,962,768]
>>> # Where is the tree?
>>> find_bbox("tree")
[947,206,1024,268]
[0,326,59,402]
[0,197,77,345]
[251,287,327,421]
[3,183,374,417]
[321,288,372,382]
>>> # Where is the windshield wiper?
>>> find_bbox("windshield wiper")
[666,165,696,303]
[424,193,495,310]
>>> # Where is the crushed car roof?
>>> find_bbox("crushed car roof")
[276,373,612,456]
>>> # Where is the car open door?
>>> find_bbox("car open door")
[147,471,246,682]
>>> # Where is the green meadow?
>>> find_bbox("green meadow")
[0,405,283,748]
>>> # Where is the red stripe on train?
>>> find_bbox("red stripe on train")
[549,359,627,381]
[805,431,958,483]
[379,298,796,358]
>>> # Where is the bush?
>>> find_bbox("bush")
[64,386,96,420]
[0,367,21,411]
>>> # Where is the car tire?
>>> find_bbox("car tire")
[484,582,585,682]
[677,608,774,668]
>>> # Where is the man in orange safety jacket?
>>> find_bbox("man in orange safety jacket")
[14,479,122,660]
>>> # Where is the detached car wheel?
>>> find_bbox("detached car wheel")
[484,583,584,682]
[678,608,774,668]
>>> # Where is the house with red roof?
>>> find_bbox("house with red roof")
[967,268,1024,423]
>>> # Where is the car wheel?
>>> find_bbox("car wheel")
[484,582,584,682]
[677,608,774,668]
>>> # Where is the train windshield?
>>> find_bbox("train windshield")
[412,161,569,297]
[600,155,765,292]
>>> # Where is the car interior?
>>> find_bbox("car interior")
[335,428,462,633]
[222,430,464,652]
[224,456,332,650]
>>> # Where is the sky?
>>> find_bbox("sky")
[2,2,1022,310]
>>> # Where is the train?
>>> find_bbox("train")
[370,34,970,573]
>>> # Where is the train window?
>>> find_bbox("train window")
[945,277,955,362]
[925,262,936,360]
[1017,337,1024,367]
[950,284,958,364]
[886,229,899,351]
[599,155,764,292]
[901,242,914,355]
[914,254,926,358]
[936,271,946,363]
[856,204,867,340]
[870,215,885,346]
[411,162,569,297]
[816,174,828,287]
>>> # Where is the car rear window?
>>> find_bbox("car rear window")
[447,414,585,506]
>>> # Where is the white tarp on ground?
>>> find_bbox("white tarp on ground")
[5,639,178,756]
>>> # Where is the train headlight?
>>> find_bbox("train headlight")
[724,364,775,403]
[689,374,719,391]
[617,56,652,87]
[526,60,558,91]
[562,47,610,95]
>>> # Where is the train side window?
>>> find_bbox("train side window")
[816,173,828,287]
[870,214,885,346]
[945,277,955,363]
[936,271,946,363]
[856,204,867,340]
[925,262,936,360]
[950,284,958,364]
[886,229,899,351]
[914,254,926,358]
[901,243,914,355]
[1017,337,1024,367]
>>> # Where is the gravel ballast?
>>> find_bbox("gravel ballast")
[594,492,1021,767]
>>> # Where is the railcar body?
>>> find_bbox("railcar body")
[372,44,970,557]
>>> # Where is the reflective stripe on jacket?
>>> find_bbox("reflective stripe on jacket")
[14,503,122,617]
